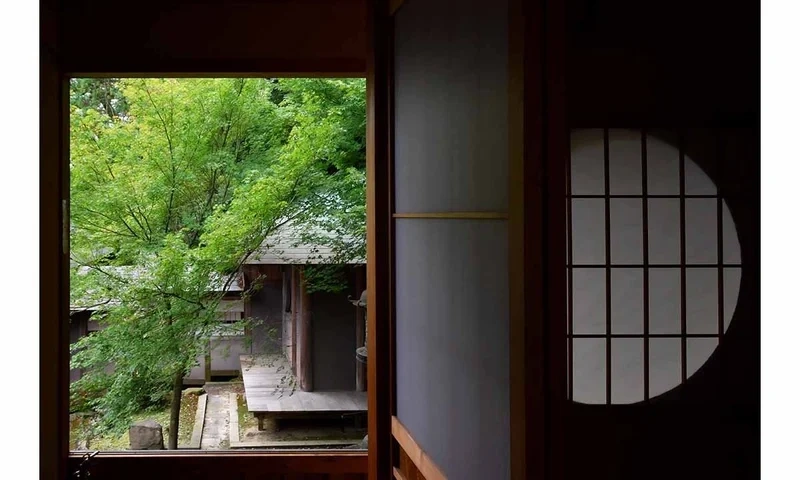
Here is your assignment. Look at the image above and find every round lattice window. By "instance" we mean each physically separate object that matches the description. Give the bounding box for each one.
[567,129,741,404]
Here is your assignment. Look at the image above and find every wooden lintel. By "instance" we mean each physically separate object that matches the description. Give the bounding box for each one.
[392,212,508,219]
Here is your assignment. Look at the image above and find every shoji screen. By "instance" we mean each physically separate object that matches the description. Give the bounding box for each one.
[567,129,742,404]
[392,0,510,478]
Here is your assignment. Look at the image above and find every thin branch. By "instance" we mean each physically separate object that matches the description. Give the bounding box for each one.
[136,205,154,238]
[126,206,151,242]
[75,217,138,239]
[141,81,178,234]
[152,285,207,309]
[142,81,175,164]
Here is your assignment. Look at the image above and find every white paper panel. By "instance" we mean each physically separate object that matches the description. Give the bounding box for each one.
[573,268,606,334]
[722,204,741,264]
[611,199,643,264]
[648,199,681,264]
[611,268,643,334]
[608,129,642,195]
[394,0,508,214]
[646,135,680,195]
[573,338,606,404]
[724,267,742,328]
[686,268,718,334]
[685,198,718,264]
[649,268,682,334]
[684,155,716,195]
[572,199,605,265]
[611,338,644,404]
[571,129,606,195]
[395,218,508,480]
[649,338,682,399]
[687,337,718,377]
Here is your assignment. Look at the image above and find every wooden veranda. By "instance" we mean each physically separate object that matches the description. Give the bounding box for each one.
[240,354,368,430]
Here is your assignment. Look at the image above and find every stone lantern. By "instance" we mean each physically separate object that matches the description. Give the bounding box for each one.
[349,289,367,364]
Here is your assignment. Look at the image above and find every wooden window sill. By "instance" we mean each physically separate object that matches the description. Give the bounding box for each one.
[67,450,368,479]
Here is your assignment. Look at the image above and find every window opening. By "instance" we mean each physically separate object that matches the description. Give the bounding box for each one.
[68,77,367,450]
[567,128,741,404]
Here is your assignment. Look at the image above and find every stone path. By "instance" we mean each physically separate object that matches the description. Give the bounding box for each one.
[200,384,232,449]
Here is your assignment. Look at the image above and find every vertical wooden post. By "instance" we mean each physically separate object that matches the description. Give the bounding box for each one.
[355,266,366,392]
[509,0,568,478]
[243,273,252,354]
[291,266,298,374]
[281,267,291,362]
[367,1,394,477]
[40,6,69,475]
[204,347,212,383]
[298,267,313,392]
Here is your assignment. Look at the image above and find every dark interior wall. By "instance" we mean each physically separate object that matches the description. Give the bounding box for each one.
[68,311,90,382]
[311,287,357,391]
[564,1,759,479]
[249,280,284,354]
[69,311,89,343]
[58,0,367,74]
[293,266,308,386]
[393,0,510,478]
[566,0,759,125]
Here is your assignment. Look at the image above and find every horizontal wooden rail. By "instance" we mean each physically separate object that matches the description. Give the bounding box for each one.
[391,416,447,480]
[392,467,406,480]
[392,212,508,219]
[393,466,409,480]
[66,451,368,479]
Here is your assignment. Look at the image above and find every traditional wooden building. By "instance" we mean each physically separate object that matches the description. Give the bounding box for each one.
[69,268,249,385]
[241,223,367,393]
[70,229,368,392]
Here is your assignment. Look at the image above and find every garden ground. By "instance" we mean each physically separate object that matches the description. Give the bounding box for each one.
[69,389,199,450]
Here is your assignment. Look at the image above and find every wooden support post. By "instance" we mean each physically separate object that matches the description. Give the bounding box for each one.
[299,267,313,392]
[291,266,298,374]
[243,280,252,354]
[355,266,366,392]
[204,346,211,383]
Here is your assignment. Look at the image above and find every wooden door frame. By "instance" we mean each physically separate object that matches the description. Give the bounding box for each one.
[369,0,569,479]
[365,1,394,479]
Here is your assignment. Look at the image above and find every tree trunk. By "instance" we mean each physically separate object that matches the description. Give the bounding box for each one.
[168,369,182,450]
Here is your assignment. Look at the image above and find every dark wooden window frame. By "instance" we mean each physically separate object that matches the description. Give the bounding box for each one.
[42,44,376,480]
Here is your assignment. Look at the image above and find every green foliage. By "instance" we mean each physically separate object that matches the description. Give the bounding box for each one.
[302,265,349,294]
[70,78,366,434]
[70,78,130,118]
